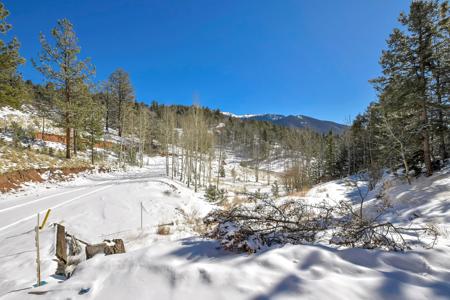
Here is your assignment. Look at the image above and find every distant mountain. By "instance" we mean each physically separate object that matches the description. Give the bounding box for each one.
[223,112,348,134]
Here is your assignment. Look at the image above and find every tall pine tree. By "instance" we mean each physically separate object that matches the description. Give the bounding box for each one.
[33,19,94,159]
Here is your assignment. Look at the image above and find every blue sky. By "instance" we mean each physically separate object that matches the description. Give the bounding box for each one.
[4,0,410,123]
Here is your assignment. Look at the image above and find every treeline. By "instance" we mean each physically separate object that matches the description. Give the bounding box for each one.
[338,0,449,184]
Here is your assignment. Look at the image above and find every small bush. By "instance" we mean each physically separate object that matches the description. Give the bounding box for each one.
[205,185,226,202]
[219,165,225,177]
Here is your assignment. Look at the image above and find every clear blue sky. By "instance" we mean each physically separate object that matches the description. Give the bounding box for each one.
[4,0,410,123]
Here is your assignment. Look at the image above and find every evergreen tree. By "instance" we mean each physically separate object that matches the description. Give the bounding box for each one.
[33,83,56,140]
[108,68,134,137]
[370,0,450,177]
[430,1,450,161]
[0,2,26,108]
[84,98,105,164]
[33,19,94,159]
[325,131,336,178]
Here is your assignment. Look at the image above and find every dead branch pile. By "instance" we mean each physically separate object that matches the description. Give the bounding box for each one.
[204,199,333,253]
[204,197,438,253]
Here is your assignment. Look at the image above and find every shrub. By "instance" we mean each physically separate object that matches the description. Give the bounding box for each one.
[219,165,225,177]
[205,185,226,202]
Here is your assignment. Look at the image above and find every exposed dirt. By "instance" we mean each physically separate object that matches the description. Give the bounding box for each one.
[35,132,114,149]
[0,166,95,193]
[35,132,66,144]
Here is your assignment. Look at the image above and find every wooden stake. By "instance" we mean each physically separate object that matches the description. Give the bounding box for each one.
[35,213,41,287]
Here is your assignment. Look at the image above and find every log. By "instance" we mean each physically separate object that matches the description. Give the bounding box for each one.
[85,243,107,259]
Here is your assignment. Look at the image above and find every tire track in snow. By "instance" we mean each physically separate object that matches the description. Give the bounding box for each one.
[0,184,112,233]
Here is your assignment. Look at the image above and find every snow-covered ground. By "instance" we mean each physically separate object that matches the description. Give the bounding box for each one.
[0,158,449,299]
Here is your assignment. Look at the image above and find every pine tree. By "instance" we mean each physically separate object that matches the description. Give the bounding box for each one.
[370,1,450,177]
[84,98,105,164]
[33,19,94,159]
[405,1,437,175]
[108,68,134,137]
[430,1,450,161]
[0,2,26,108]
[325,131,335,179]
[33,83,56,141]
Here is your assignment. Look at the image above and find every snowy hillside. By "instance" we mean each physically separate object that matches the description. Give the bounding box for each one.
[0,158,449,299]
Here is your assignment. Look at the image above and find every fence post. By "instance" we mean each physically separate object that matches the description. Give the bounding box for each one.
[35,213,41,287]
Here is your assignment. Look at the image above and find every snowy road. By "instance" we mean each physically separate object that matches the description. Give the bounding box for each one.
[0,168,166,235]
[0,161,214,297]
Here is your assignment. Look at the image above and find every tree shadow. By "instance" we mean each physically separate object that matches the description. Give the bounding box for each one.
[168,238,235,262]
[252,274,303,300]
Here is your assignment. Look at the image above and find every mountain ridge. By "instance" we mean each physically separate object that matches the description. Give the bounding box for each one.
[222,112,348,134]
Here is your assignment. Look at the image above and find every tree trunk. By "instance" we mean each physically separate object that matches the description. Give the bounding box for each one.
[436,75,448,161]
[65,125,71,159]
[73,129,77,156]
[42,117,45,141]
[418,29,432,177]
[91,135,95,165]
[422,107,433,176]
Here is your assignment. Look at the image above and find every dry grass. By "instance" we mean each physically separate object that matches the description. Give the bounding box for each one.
[288,187,311,197]
[0,144,89,174]
[177,208,207,235]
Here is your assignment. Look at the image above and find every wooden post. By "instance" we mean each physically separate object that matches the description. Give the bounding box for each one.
[35,213,41,287]
[56,224,67,263]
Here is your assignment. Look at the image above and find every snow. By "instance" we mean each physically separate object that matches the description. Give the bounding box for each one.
[0,106,63,136]
[222,112,261,118]
[0,158,449,299]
